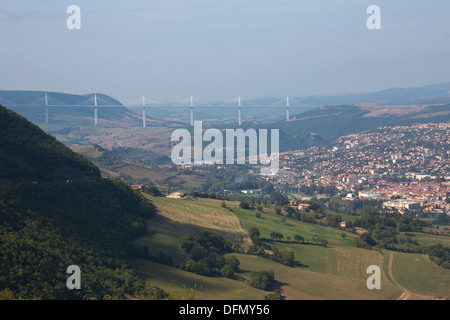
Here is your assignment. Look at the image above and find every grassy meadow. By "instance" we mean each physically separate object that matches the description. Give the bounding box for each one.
[134,195,450,300]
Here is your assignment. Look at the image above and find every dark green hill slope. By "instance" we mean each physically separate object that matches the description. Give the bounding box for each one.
[0,105,100,184]
[0,105,156,300]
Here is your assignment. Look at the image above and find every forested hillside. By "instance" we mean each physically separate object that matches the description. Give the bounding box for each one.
[0,105,100,183]
[0,105,156,299]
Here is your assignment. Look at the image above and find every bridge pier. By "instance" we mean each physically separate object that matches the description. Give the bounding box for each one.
[238,107,242,126]
[142,95,147,128]
[94,93,98,126]
[143,107,146,128]
[44,93,49,123]
[190,95,194,126]
[286,95,290,121]
[238,95,242,126]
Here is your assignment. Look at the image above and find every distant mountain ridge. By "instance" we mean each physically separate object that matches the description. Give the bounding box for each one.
[0,90,141,127]
[276,104,450,151]
[292,82,450,106]
[0,90,122,106]
[127,82,450,122]
[1,82,450,125]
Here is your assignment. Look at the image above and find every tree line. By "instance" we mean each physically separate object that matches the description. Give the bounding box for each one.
[0,179,157,300]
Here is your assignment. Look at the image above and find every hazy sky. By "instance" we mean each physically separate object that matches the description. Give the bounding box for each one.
[0,0,449,104]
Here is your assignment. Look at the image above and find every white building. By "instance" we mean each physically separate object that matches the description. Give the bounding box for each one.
[383,200,421,210]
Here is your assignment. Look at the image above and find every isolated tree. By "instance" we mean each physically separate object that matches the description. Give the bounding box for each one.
[248,270,275,290]
[280,250,295,267]
[285,206,295,217]
[294,234,304,243]
[319,238,328,247]
[270,232,284,241]
[239,200,251,209]
[248,227,260,239]
[142,185,163,197]
[265,290,282,300]
[248,227,261,246]
[220,265,235,278]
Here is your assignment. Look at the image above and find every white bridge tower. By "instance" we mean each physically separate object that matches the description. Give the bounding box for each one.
[190,95,194,126]
[142,95,146,128]
[94,93,98,126]
[286,95,290,121]
[238,95,242,126]
[44,93,49,123]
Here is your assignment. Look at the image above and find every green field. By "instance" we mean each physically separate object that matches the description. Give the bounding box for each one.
[144,196,250,243]
[234,253,400,300]
[409,232,450,248]
[134,196,450,300]
[230,204,356,248]
[134,259,267,300]
[390,252,450,298]
[133,196,251,263]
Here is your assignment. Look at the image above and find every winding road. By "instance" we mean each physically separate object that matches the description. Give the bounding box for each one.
[387,253,411,300]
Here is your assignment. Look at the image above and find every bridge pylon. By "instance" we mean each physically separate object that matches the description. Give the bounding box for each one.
[44,93,49,123]
[238,95,242,126]
[286,95,290,121]
[142,95,146,128]
[190,95,194,126]
[94,93,98,126]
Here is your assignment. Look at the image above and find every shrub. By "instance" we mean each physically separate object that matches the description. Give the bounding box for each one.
[248,270,275,290]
